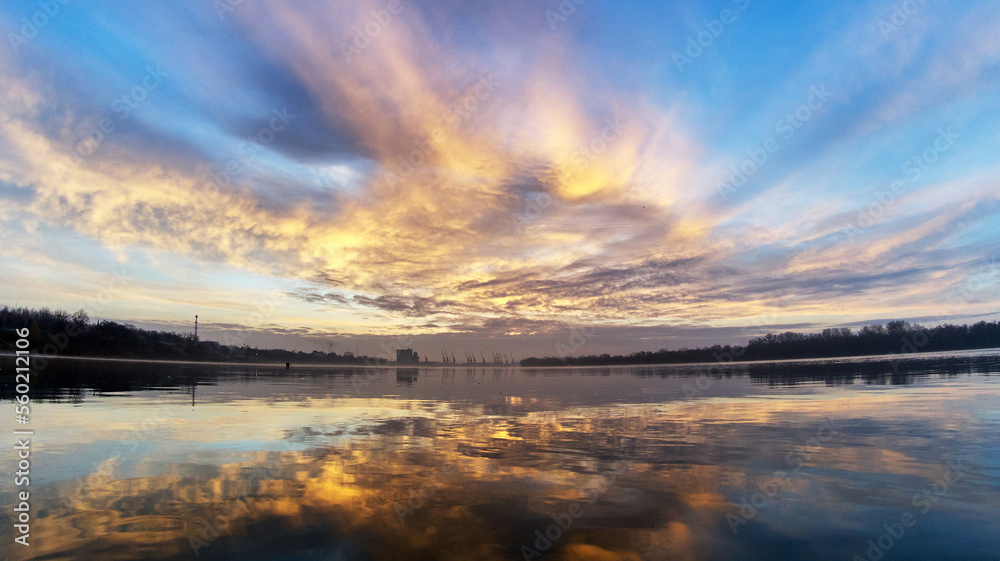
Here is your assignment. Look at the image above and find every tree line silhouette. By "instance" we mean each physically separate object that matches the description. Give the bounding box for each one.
[0,306,385,364]
[2,306,998,367]
[520,320,1000,366]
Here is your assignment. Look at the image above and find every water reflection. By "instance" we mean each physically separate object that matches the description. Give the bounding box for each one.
[395,368,418,386]
[4,350,998,402]
[0,352,998,560]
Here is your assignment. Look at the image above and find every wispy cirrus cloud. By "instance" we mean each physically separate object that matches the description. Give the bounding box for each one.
[0,0,998,355]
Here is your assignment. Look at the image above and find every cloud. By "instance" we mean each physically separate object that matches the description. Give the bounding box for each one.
[0,0,998,352]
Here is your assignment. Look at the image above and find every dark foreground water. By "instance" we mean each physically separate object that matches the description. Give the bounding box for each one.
[1,350,999,561]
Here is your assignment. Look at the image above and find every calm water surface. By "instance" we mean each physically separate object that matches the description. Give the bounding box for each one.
[1,351,999,560]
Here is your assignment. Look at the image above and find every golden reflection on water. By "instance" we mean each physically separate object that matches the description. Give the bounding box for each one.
[2,366,998,561]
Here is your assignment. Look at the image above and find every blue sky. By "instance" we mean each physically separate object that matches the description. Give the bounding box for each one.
[1,0,998,357]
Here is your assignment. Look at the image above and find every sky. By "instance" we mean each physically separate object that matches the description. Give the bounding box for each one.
[1,0,998,359]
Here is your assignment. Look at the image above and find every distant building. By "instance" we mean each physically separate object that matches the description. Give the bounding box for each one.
[396,348,420,364]
[344,351,354,358]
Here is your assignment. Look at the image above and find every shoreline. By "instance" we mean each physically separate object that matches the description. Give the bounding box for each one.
[2,346,998,369]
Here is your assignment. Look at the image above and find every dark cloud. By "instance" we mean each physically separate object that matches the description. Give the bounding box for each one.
[290,289,350,305]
